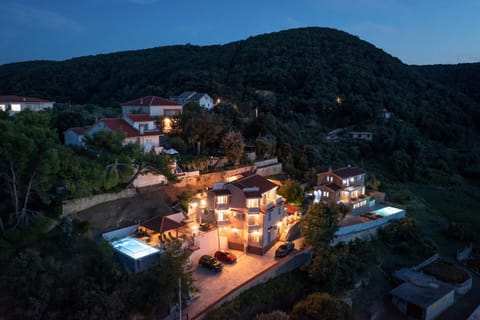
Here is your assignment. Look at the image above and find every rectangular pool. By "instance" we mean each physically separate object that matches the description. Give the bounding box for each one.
[372,206,404,217]
[111,237,159,259]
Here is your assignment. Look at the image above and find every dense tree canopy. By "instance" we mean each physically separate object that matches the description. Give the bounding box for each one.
[0,27,479,181]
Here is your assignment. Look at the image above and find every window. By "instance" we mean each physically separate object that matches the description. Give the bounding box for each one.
[11,104,21,112]
[248,231,261,243]
[247,198,258,208]
[0,104,5,111]
[248,215,258,226]
[217,195,228,204]
[323,191,329,197]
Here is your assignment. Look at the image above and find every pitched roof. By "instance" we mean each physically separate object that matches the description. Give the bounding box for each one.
[122,96,180,107]
[322,183,342,192]
[100,118,161,137]
[177,91,195,100]
[0,95,54,103]
[125,114,155,122]
[333,167,365,178]
[69,126,91,135]
[213,189,231,196]
[141,215,184,233]
[230,174,278,194]
[191,93,208,100]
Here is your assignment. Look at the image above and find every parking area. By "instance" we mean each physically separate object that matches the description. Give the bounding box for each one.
[186,239,304,319]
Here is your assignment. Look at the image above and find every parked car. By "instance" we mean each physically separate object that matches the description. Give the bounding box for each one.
[275,241,295,258]
[199,255,222,272]
[214,250,237,263]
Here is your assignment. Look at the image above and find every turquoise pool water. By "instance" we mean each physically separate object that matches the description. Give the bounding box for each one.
[372,206,403,217]
[111,237,159,259]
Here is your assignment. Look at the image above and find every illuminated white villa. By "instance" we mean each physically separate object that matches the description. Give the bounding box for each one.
[205,174,286,255]
[314,166,371,213]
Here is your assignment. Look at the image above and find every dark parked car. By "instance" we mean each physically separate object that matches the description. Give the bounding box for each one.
[275,242,295,258]
[199,255,222,272]
[214,250,237,263]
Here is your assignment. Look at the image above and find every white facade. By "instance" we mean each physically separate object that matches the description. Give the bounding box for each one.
[0,96,54,114]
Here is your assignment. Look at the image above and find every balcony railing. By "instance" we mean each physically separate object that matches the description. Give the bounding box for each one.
[248,224,261,232]
[248,207,259,214]
[215,203,230,210]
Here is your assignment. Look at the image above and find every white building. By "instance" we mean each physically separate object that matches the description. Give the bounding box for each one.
[0,95,54,114]
[121,96,182,117]
[64,114,163,152]
[171,91,214,110]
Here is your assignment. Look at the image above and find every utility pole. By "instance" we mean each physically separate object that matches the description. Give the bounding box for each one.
[178,277,182,320]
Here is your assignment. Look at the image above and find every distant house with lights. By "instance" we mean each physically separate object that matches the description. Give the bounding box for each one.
[314,166,371,214]
[121,96,182,132]
[205,174,286,255]
[0,95,54,114]
[64,114,163,152]
[347,131,373,141]
[171,91,214,110]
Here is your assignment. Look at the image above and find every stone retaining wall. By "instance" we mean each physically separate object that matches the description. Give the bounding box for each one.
[62,188,137,215]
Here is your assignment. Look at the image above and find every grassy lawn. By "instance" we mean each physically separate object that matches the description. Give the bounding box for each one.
[409,184,480,227]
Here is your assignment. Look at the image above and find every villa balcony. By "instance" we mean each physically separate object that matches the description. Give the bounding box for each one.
[216,219,230,227]
[248,224,261,232]
[261,201,275,213]
[215,203,230,210]
[248,207,260,214]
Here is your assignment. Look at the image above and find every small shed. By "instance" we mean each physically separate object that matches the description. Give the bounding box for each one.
[390,281,454,320]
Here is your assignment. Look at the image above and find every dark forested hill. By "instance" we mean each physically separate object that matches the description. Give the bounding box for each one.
[413,63,480,103]
[1,27,479,180]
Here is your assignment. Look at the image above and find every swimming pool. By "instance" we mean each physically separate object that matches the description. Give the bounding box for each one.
[372,206,403,217]
[111,237,159,259]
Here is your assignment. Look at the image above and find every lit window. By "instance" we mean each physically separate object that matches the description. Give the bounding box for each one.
[0,104,5,111]
[11,104,21,112]
[247,198,258,208]
[248,215,257,226]
[217,195,228,204]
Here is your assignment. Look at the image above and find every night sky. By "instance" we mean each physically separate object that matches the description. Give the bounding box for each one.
[1,0,479,65]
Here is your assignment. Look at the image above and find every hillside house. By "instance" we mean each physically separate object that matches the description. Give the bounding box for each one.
[205,174,286,255]
[0,95,54,114]
[347,131,373,141]
[314,166,370,214]
[171,91,214,109]
[64,114,163,152]
[121,96,182,132]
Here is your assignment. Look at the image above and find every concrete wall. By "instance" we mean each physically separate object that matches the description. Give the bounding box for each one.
[254,158,279,168]
[412,254,440,271]
[189,229,220,264]
[132,172,168,188]
[102,224,138,241]
[333,210,405,244]
[63,188,137,215]
[256,163,282,177]
[425,289,454,320]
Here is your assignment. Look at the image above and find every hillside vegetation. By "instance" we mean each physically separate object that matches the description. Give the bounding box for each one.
[1,27,479,182]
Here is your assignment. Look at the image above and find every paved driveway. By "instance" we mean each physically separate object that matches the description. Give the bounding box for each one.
[185,239,304,319]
